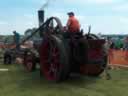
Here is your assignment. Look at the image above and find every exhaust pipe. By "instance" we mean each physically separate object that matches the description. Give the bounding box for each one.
[38,10,44,27]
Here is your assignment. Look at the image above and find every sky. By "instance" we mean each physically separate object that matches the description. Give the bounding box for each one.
[0,0,128,35]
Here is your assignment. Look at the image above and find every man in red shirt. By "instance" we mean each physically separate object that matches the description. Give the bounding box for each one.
[66,12,80,33]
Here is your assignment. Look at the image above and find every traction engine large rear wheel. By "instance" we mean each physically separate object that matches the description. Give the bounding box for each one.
[39,35,69,82]
[39,17,70,82]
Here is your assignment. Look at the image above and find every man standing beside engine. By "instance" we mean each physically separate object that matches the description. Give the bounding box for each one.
[13,30,20,50]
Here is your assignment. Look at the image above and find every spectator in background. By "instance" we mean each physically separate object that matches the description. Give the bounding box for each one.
[107,37,115,49]
[103,37,111,54]
[13,31,20,49]
[114,38,123,49]
[123,36,128,50]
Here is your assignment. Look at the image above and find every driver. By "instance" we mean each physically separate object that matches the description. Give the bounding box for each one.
[66,12,80,33]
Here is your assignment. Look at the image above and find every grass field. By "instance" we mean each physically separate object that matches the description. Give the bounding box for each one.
[0,64,128,96]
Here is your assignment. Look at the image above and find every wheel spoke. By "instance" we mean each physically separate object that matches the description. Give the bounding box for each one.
[43,43,60,80]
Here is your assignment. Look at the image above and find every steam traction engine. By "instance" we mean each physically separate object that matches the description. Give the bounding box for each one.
[21,10,107,82]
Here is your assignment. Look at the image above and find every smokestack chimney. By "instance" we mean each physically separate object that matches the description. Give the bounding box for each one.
[38,10,44,27]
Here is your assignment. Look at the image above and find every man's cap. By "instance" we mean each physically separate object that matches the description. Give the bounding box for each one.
[67,12,74,16]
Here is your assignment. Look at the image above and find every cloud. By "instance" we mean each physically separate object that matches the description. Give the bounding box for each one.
[0,0,128,35]
[0,21,8,25]
[32,0,97,5]
[112,4,128,12]
[0,13,38,35]
[64,0,116,5]
[119,17,128,23]
[23,14,34,19]
[86,0,115,4]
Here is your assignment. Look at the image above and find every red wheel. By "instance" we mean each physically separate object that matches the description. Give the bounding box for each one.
[39,35,69,82]
[24,51,36,72]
